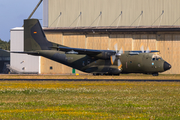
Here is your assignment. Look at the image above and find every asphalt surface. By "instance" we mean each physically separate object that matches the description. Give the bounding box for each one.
[0,79,180,82]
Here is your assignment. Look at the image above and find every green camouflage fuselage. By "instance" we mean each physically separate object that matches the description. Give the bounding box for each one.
[37,50,164,74]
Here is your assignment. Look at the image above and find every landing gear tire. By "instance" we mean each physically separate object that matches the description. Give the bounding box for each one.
[93,73,105,76]
[93,73,97,76]
[114,74,120,76]
[93,73,101,76]
[100,73,105,75]
[152,73,159,76]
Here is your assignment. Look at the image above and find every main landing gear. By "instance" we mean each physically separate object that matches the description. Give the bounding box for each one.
[93,73,119,76]
[93,73,105,76]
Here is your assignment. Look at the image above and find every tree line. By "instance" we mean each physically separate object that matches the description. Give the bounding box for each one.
[0,39,10,50]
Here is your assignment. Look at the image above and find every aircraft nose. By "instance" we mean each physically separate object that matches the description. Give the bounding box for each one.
[164,61,171,71]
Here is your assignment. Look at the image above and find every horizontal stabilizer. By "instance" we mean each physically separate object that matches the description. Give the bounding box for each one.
[11,51,40,56]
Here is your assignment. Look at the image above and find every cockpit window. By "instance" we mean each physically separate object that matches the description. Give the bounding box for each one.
[156,58,161,61]
[152,55,162,61]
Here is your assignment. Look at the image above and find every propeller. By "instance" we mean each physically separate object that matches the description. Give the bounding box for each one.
[141,45,144,53]
[110,43,123,70]
[140,45,150,53]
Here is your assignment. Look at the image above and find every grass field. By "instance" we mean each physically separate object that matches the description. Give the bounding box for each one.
[1,74,180,80]
[0,80,180,120]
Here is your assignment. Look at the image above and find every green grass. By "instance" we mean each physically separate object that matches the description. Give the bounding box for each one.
[0,81,180,119]
[2,74,180,80]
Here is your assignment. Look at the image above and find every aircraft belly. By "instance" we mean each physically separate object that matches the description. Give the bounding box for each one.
[66,54,92,70]
[39,51,69,65]
[84,65,121,74]
[81,59,121,74]
[51,53,68,65]
[82,59,106,73]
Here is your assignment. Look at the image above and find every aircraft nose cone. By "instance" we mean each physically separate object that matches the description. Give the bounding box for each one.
[164,61,171,71]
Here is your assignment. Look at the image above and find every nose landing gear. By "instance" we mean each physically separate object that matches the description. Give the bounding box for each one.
[152,72,159,76]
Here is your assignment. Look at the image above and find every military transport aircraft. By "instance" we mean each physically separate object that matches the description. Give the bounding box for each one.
[13,19,171,76]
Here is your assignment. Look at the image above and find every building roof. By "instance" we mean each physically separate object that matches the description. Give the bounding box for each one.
[0,49,10,57]
[43,26,180,33]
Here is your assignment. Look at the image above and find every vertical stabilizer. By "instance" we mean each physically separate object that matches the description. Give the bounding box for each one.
[24,19,55,51]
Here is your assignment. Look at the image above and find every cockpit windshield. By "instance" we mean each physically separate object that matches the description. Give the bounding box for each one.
[152,55,163,61]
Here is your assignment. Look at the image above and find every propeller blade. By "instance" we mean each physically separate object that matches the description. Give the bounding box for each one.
[146,47,150,53]
[117,59,122,70]
[117,59,121,66]
[118,47,123,54]
[141,45,144,53]
[111,55,116,64]
[114,43,118,53]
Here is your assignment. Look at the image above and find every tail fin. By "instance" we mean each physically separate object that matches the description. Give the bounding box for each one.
[24,19,63,51]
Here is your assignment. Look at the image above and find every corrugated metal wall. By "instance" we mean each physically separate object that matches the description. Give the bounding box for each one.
[47,0,180,27]
[40,0,180,74]
[41,32,63,74]
[42,31,180,74]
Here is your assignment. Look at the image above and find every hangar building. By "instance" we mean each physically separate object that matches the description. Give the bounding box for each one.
[11,0,180,74]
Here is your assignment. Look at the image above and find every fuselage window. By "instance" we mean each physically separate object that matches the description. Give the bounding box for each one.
[82,61,85,66]
[156,58,161,61]
[87,59,91,64]
[138,63,141,67]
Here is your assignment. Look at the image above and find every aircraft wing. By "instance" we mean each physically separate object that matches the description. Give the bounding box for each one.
[128,50,159,54]
[11,47,159,56]
[58,47,114,55]
[58,46,159,55]
[129,50,159,53]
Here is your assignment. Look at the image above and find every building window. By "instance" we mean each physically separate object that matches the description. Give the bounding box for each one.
[50,66,53,70]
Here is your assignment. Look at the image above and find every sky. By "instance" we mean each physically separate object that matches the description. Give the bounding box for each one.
[0,0,43,41]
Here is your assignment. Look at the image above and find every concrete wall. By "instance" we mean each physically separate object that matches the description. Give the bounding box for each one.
[10,27,40,74]
[46,0,180,27]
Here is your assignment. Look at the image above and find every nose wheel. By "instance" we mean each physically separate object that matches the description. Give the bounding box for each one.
[152,73,159,76]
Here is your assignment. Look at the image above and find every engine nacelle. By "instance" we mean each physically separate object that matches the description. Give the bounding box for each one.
[92,52,114,60]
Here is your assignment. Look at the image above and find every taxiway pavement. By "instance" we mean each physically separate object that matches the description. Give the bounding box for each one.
[0,79,180,82]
